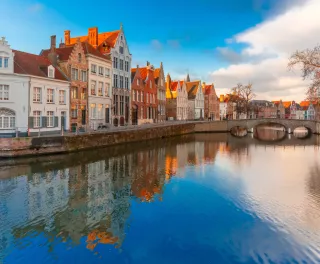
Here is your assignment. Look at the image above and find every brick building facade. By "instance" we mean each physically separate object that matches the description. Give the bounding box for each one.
[42,37,88,131]
[131,62,157,125]
[64,25,132,126]
[154,63,166,122]
[202,82,219,120]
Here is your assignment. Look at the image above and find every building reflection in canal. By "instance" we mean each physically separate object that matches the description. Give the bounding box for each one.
[0,133,320,263]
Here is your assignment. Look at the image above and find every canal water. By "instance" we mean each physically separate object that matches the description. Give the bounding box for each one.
[1,132,320,264]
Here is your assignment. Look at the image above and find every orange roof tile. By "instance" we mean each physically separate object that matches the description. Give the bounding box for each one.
[69,30,120,49]
[13,50,67,81]
[154,68,160,79]
[204,84,213,95]
[282,101,291,108]
[186,81,200,99]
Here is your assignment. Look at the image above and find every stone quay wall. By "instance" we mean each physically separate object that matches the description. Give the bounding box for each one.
[1,119,319,158]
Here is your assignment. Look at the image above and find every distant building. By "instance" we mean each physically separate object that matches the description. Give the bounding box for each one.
[202,82,219,120]
[154,63,166,122]
[165,74,188,120]
[272,100,285,119]
[131,62,158,125]
[185,77,204,120]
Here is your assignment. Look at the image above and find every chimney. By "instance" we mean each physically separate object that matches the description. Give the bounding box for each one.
[147,61,150,66]
[88,27,98,48]
[50,35,56,52]
[166,73,171,90]
[64,30,70,45]
[48,35,57,66]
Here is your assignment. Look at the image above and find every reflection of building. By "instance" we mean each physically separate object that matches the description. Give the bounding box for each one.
[131,148,165,202]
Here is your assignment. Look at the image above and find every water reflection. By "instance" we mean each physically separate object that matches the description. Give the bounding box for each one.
[254,126,286,142]
[1,134,320,263]
[294,127,309,139]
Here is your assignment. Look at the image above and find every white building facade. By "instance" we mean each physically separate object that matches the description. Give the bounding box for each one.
[87,53,112,130]
[177,81,189,120]
[0,37,29,137]
[110,26,132,126]
[28,75,70,135]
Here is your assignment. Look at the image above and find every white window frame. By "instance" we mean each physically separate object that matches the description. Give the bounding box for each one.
[47,111,54,127]
[47,88,54,103]
[98,82,103,96]
[105,83,110,97]
[81,70,87,81]
[105,68,110,77]
[99,66,104,76]
[33,87,42,103]
[71,68,78,80]
[33,111,41,128]
[90,103,96,119]
[59,90,66,104]
[4,57,9,68]
[91,81,96,96]
[0,85,9,101]
[91,64,97,74]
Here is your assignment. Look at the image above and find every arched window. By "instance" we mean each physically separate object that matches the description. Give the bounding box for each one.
[0,108,15,129]
[78,53,81,63]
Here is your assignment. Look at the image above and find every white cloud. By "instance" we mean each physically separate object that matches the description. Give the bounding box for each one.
[167,40,180,49]
[150,39,163,51]
[210,0,320,101]
[27,3,43,13]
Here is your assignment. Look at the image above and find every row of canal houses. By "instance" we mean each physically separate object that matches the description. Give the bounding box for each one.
[0,25,220,137]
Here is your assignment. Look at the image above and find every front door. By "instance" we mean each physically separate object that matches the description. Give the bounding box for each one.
[81,109,86,125]
[61,111,66,130]
[105,107,110,123]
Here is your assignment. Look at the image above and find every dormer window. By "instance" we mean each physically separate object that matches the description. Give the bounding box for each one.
[48,66,55,78]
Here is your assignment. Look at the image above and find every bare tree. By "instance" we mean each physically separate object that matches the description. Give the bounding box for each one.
[230,83,256,117]
[288,45,320,102]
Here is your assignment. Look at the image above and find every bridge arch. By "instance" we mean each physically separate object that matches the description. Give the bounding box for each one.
[227,119,316,135]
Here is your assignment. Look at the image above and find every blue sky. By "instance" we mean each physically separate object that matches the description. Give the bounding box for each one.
[2,0,315,100]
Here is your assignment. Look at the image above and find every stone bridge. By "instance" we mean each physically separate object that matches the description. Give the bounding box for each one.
[227,119,320,134]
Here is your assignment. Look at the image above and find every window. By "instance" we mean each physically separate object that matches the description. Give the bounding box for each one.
[47,111,54,127]
[59,90,66,104]
[97,104,103,119]
[141,107,143,119]
[137,79,140,85]
[141,91,144,103]
[71,108,77,118]
[120,59,124,70]
[71,87,78,99]
[105,83,110,97]
[133,90,135,102]
[98,82,103,96]
[48,68,54,78]
[120,76,124,88]
[147,93,149,103]
[105,68,110,77]
[33,111,41,128]
[0,58,2,68]
[91,81,96,95]
[125,61,129,72]
[0,85,9,101]
[125,77,129,89]
[113,74,118,88]
[113,57,118,69]
[120,96,124,115]
[47,89,54,103]
[137,91,139,102]
[90,103,96,119]
[71,68,78,80]
[81,70,87,81]
[150,81,152,89]
[91,64,97,74]
[78,53,82,63]
[4,58,8,68]
[99,66,104,76]
[33,87,41,102]
[0,108,15,129]
[120,46,124,54]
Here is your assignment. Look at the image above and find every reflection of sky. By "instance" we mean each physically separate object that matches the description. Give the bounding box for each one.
[2,136,320,263]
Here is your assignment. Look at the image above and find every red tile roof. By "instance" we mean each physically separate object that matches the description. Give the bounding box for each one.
[154,68,160,79]
[13,50,67,81]
[41,42,110,61]
[139,67,148,81]
[204,84,213,95]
